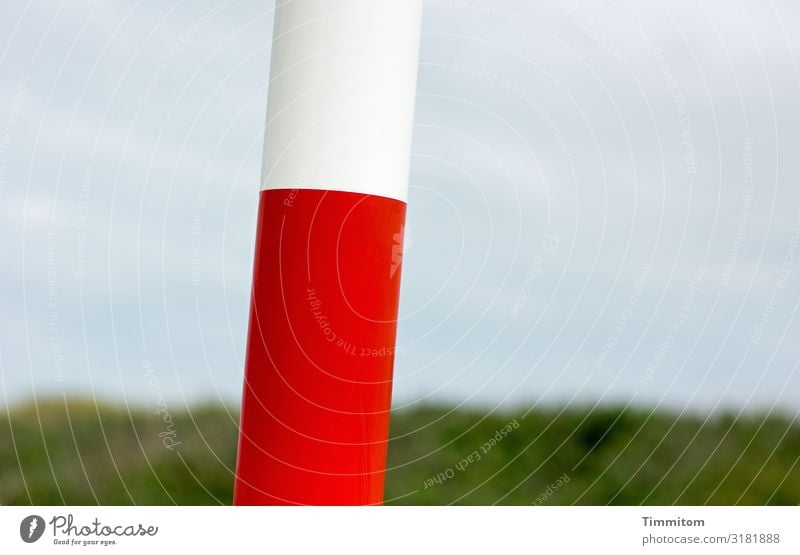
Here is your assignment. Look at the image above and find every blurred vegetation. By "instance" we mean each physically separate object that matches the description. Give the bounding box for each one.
[1,399,798,505]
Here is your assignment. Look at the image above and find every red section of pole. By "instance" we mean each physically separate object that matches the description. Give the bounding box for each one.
[234,189,406,505]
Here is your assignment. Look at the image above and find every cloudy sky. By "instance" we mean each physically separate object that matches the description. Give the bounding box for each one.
[1,0,799,414]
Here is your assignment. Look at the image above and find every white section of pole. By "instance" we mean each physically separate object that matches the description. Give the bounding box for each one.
[261,0,423,202]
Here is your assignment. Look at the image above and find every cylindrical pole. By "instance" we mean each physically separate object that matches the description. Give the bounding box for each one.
[234,0,422,505]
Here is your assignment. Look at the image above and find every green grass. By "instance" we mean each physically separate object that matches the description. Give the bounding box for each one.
[1,399,798,505]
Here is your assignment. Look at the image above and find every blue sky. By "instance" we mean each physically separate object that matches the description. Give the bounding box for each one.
[1,0,799,413]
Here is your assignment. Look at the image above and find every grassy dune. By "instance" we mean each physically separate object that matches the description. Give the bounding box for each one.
[1,399,798,505]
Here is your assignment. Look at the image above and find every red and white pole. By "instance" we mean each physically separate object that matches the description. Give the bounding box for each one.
[233,0,422,505]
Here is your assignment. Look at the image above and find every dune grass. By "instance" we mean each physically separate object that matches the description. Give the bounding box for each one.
[1,399,797,505]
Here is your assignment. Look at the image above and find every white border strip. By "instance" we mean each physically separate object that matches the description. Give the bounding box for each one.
[2,506,799,554]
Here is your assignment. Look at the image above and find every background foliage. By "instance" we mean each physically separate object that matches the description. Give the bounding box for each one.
[1,400,797,505]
